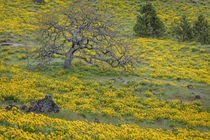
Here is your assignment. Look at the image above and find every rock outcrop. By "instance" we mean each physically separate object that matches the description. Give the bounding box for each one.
[5,95,60,113]
[27,95,60,113]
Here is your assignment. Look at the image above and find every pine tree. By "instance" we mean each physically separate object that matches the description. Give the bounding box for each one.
[172,15,193,42]
[193,15,209,44]
[133,3,165,38]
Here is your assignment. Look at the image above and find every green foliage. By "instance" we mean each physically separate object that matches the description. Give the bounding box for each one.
[172,15,193,42]
[133,3,165,38]
[193,15,209,44]
[172,15,209,44]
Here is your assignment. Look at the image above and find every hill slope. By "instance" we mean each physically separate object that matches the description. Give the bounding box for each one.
[0,0,210,139]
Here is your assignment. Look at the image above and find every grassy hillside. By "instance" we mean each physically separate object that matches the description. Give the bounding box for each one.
[0,0,210,139]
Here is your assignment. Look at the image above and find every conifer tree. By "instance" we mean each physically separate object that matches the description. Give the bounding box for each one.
[193,15,209,44]
[133,3,165,38]
[172,15,193,42]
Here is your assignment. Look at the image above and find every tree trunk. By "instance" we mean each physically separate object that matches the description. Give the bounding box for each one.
[64,48,74,69]
[64,56,73,69]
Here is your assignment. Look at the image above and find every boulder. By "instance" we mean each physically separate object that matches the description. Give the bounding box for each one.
[195,95,201,99]
[32,0,45,4]
[187,84,193,89]
[5,105,19,110]
[94,118,100,124]
[4,95,59,113]
[27,95,60,113]
[20,105,28,112]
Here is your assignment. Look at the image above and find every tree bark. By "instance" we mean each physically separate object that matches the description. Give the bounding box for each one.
[64,48,75,69]
[64,56,73,69]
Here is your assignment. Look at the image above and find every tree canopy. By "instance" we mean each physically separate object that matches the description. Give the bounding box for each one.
[133,3,165,38]
[32,2,136,70]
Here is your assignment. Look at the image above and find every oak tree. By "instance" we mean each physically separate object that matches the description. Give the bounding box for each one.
[33,3,135,70]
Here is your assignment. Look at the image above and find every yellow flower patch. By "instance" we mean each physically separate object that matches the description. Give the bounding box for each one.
[0,109,209,139]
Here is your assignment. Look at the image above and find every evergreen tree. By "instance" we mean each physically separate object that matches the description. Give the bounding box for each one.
[172,15,193,42]
[193,15,209,44]
[133,3,165,38]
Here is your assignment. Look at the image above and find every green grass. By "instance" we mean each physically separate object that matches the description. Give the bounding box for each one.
[1,43,209,108]
[1,0,210,130]
[0,1,209,139]
[1,42,210,114]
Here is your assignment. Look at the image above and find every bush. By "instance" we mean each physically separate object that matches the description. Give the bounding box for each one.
[172,15,193,42]
[193,15,209,44]
[133,3,165,38]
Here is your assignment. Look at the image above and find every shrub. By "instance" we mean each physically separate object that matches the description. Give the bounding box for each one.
[172,15,193,42]
[193,15,209,44]
[144,91,154,97]
[133,3,165,38]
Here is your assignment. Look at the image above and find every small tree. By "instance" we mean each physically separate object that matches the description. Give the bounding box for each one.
[32,3,136,70]
[172,15,193,42]
[193,15,209,44]
[133,3,165,38]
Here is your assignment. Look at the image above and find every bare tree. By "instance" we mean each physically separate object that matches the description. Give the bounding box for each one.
[33,3,136,70]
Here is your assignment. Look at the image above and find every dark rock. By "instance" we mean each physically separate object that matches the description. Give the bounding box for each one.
[195,95,201,99]
[190,0,199,4]
[136,60,141,64]
[27,95,60,113]
[20,105,28,112]
[118,77,123,81]
[187,84,193,89]
[176,78,181,81]
[4,95,59,113]
[32,0,45,4]
[5,105,19,111]
[27,102,39,112]
[110,78,116,82]
[94,118,100,124]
